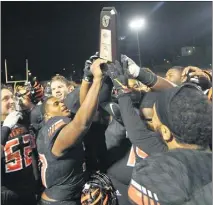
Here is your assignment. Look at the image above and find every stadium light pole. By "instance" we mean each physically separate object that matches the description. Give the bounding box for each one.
[129,18,145,68]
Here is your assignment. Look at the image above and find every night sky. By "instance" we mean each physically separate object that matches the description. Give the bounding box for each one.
[1,1,212,82]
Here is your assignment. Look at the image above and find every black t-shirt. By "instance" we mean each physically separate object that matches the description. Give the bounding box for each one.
[36,116,87,201]
[1,123,37,194]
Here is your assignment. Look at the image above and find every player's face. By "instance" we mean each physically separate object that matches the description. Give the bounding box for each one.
[152,104,162,132]
[46,97,70,117]
[166,69,182,85]
[1,89,15,116]
[51,81,69,101]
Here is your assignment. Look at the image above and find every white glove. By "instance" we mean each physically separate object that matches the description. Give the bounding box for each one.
[3,111,23,129]
[121,55,140,78]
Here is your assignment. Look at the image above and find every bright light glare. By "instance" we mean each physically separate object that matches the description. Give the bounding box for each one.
[120,36,126,41]
[129,18,145,30]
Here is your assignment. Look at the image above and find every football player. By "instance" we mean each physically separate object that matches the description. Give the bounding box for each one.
[128,84,212,205]
[1,85,38,205]
[37,58,106,205]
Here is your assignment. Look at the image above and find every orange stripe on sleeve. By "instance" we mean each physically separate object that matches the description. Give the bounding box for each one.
[48,120,67,137]
[128,184,143,205]
[128,184,161,205]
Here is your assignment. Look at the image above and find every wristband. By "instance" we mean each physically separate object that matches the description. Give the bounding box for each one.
[136,67,158,87]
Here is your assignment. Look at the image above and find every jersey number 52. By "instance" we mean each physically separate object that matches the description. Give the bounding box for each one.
[4,134,34,173]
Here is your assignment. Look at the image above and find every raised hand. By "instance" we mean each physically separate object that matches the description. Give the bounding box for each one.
[83,52,99,82]
[181,66,211,83]
[90,58,107,80]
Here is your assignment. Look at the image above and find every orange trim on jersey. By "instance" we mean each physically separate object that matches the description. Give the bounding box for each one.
[128,185,160,205]
[128,184,143,205]
[127,146,149,167]
[127,146,136,167]
[48,120,66,137]
[136,147,148,159]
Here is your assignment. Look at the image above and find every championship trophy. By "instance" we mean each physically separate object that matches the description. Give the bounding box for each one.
[99,7,120,63]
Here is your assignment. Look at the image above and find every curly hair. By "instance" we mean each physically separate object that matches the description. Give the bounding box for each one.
[169,87,212,148]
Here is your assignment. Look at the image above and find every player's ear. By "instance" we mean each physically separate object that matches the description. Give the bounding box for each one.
[160,125,172,142]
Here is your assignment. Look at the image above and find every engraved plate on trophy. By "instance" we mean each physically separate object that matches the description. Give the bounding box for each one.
[99,7,120,63]
[100,29,112,62]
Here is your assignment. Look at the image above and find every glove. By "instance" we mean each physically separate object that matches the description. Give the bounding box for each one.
[83,52,99,82]
[32,81,44,101]
[121,54,157,87]
[121,54,140,78]
[3,111,23,129]
[106,60,131,98]
[25,79,44,104]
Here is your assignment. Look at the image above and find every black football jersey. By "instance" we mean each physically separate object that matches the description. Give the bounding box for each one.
[1,123,37,194]
[129,149,212,205]
[36,116,87,201]
[30,104,44,133]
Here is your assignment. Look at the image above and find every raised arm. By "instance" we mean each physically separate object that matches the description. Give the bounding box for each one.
[121,55,175,91]
[52,59,107,156]
[80,80,91,105]
[79,54,98,105]
[80,54,113,105]
[105,61,167,155]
